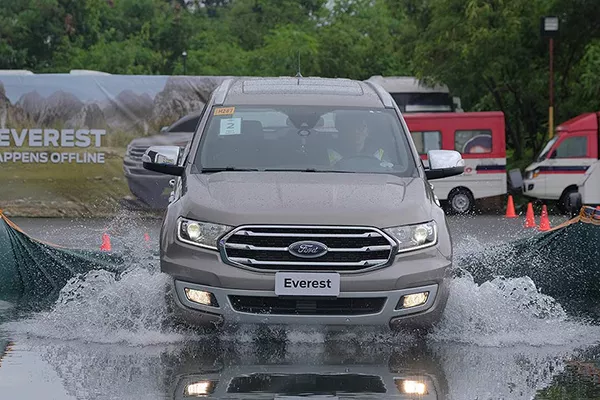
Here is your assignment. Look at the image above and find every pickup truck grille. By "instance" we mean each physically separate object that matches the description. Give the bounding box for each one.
[220,225,396,272]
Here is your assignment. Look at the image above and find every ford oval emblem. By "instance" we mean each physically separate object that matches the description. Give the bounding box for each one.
[288,241,328,258]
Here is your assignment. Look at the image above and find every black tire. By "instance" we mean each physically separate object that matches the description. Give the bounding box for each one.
[558,187,578,215]
[447,188,475,214]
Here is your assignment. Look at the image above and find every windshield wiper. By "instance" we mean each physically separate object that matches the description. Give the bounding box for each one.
[200,167,259,172]
[263,168,357,173]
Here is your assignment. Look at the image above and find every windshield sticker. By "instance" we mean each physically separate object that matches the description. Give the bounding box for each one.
[219,118,241,135]
[214,107,235,116]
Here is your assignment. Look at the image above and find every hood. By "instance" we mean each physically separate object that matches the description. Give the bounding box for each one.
[127,132,193,148]
[525,161,543,173]
[181,172,434,228]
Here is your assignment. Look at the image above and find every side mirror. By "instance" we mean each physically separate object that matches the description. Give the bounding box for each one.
[160,126,169,133]
[425,150,465,180]
[142,146,184,176]
[508,168,524,191]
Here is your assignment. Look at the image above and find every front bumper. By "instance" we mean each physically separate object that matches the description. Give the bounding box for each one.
[163,241,452,330]
[171,279,447,330]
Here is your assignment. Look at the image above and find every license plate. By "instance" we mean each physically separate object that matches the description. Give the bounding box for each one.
[275,272,340,296]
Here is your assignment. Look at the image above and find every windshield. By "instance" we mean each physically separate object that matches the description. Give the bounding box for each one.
[536,136,558,161]
[193,105,418,176]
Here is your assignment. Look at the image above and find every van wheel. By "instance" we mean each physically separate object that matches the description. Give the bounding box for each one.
[448,188,474,214]
[558,187,578,215]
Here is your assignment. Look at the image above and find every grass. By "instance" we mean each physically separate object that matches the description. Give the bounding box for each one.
[0,148,131,216]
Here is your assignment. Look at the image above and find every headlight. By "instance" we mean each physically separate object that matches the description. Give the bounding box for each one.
[384,221,437,253]
[178,218,232,250]
[184,380,217,396]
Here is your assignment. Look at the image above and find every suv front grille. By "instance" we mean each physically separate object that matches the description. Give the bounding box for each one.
[229,295,386,315]
[220,225,396,271]
[128,146,148,160]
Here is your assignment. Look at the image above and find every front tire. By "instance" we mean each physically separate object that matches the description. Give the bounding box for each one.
[447,188,475,214]
[558,187,578,215]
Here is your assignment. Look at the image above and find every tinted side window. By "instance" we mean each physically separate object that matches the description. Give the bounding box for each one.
[455,130,492,154]
[410,131,442,155]
[554,136,588,158]
[169,116,201,133]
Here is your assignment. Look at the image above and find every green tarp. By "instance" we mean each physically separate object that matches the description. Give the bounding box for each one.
[457,206,600,318]
[0,212,124,305]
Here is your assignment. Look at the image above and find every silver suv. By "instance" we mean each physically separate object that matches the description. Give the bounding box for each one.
[142,77,464,332]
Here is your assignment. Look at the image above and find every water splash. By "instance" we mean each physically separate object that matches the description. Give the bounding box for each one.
[429,274,600,347]
[2,212,600,350]
[3,268,191,346]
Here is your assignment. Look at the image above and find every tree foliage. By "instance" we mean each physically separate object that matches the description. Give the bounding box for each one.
[1,0,600,164]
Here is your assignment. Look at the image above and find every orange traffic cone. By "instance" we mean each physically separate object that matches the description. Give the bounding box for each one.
[524,202,536,228]
[538,205,551,232]
[100,232,112,251]
[505,195,517,218]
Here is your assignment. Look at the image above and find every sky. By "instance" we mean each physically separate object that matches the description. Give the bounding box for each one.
[0,75,171,104]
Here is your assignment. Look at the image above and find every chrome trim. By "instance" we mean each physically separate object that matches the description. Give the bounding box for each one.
[234,230,382,238]
[224,243,392,253]
[224,243,289,251]
[219,224,398,273]
[228,258,389,267]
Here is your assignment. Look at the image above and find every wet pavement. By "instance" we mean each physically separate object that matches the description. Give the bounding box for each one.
[2,212,600,399]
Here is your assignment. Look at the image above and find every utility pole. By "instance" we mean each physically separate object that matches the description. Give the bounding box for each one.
[541,16,559,139]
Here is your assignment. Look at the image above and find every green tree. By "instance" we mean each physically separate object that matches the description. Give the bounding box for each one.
[319,0,411,80]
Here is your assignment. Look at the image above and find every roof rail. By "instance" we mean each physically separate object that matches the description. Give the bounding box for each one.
[69,69,111,75]
[212,78,236,105]
[363,80,395,108]
[0,70,34,75]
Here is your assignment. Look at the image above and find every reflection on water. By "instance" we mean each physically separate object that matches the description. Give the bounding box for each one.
[1,338,448,399]
[2,335,600,399]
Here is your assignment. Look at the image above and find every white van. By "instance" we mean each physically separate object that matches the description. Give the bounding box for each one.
[568,160,600,214]
[522,112,599,212]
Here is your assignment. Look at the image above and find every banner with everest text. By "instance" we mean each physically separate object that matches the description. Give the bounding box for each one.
[0,74,228,217]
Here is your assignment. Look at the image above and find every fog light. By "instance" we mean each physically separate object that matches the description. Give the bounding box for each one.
[184,288,218,307]
[399,292,429,309]
[397,379,427,395]
[185,380,216,396]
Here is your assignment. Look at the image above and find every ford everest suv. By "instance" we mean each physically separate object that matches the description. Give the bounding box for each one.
[142,77,464,331]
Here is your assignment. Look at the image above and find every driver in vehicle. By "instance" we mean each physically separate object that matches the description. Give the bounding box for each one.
[327,115,393,168]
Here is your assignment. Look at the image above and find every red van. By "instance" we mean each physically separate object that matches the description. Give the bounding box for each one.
[403,111,507,213]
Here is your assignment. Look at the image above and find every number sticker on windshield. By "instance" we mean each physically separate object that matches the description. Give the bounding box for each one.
[214,107,235,116]
[219,118,241,135]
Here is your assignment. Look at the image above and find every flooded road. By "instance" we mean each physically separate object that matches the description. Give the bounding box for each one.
[2,212,600,399]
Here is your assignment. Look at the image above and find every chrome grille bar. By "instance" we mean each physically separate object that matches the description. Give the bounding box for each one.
[221,225,396,272]
[224,242,392,252]
[228,258,389,267]
[233,230,382,238]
